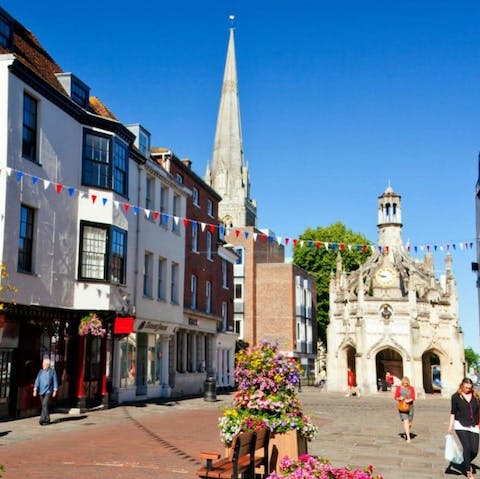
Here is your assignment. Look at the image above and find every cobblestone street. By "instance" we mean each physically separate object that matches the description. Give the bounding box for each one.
[0,388,460,478]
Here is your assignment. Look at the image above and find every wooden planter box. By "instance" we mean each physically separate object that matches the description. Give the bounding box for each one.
[269,429,308,472]
[226,429,308,474]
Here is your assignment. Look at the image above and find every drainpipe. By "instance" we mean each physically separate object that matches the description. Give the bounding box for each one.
[133,164,141,312]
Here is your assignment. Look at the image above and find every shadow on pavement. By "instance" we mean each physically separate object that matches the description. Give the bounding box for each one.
[51,414,88,424]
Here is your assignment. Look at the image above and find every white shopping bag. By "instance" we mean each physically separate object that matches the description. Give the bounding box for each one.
[444,434,463,465]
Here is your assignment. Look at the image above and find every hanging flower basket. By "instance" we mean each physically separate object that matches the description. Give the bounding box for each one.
[79,313,106,337]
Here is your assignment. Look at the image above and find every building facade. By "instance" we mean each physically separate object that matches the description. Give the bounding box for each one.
[0,7,189,417]
[152,150,237,393]
[227,227,317,374]
[327,187,464,397]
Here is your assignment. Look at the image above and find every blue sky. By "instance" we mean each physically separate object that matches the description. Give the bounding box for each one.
[4,1,480,349]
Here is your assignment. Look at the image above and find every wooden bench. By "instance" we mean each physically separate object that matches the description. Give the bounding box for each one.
[253,427,270,477]
[196,427,270,479]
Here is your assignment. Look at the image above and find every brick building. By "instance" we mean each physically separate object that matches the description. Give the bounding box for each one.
[153,150,237,392]
[227,227,317,374]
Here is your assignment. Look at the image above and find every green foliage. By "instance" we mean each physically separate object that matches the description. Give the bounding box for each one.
[292,222,371,346]
[465,347,480,369]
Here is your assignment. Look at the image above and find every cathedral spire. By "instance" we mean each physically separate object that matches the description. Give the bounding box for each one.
[205,23,257,228]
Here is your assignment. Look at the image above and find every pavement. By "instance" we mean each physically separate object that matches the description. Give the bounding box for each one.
[0,387,465,478]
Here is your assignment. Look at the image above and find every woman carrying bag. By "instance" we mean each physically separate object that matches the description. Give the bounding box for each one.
[448,377,480,479]
[394,376,416,443]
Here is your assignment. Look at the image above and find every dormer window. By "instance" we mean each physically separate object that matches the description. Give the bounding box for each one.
[139,132,149,155]
[125,124,150,157]
[55,73,90,109]
[70,79,89,108]
[0,15,12,49]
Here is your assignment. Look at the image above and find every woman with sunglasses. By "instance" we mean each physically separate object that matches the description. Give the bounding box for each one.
[448,377,480,478]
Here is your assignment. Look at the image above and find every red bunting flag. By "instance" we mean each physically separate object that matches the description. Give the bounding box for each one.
[285,238,290,245]
[55,183,63,194]
[182,218,189,228]
[235,230,240,238]
[91,195,97,204]
[340,243,345,251]
[293,239,298,247]
[209,224,216,233]
[123,204,130,213]
[316,242,322,249]
[153,211,160,221]
[385,246,389,253]
[362,245,367,253]
[260,234,267,242]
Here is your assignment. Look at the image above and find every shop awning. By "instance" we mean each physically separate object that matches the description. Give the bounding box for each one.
[114,316,134,335]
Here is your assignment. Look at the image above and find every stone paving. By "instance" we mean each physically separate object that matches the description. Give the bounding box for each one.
[0,387,466,478]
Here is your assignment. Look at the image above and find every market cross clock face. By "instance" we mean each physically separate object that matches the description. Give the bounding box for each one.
[375,268,395,285]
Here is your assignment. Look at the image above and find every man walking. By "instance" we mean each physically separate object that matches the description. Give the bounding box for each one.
[33,358,58,425]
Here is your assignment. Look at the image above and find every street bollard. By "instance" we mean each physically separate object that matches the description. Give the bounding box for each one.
[204,376,217,402]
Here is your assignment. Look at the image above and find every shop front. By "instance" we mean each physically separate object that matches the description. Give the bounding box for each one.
[0,306,114,419]
[112,318,175,404]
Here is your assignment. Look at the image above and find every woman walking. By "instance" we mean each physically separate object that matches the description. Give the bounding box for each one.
[394,376,416,442]
[448,377,480,478]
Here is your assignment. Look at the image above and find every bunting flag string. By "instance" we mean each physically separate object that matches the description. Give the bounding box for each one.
[1,166,476,256]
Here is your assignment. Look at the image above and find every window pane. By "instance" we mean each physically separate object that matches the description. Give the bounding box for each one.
[83,133,110,188]
[22,94,37,162]
[0,18,11,48]
[113,140,128,195]
[110,227,126,283]
[18,205,34,272]
[157,258,166,300]
[144,252,152,297]
[81,225,107,279]
[119,335,136,388]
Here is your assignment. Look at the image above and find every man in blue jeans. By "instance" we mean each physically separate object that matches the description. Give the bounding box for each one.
[33,358,58,425]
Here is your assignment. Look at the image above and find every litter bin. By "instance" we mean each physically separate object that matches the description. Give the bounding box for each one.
[204,376,217,402]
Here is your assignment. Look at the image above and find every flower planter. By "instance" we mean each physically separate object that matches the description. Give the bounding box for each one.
[225,429,307,473]
[269,430,308,473]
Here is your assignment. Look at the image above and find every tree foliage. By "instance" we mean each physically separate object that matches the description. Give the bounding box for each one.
[292,222,371,346]
[465,347,480,370]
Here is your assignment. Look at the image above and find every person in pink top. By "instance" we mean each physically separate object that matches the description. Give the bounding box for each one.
[394,376,416,442]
